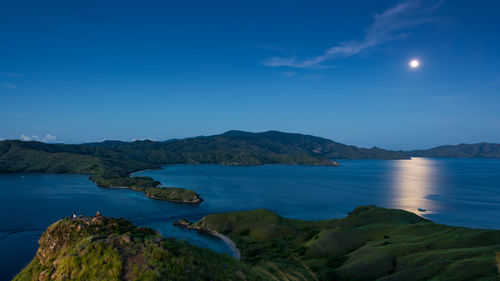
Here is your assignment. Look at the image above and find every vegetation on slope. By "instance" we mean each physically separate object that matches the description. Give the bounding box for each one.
[0,130,407,182]
[409,142,500,158]
[14,216,261,281]
[184,206,500,281]
[144,187,203,203]
[83,130,409,162]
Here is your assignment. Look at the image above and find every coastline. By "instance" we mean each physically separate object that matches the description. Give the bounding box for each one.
[210,232,241,260]
[173,220,241,260]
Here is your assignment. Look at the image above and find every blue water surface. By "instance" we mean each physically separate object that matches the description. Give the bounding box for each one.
[1,158,500,280]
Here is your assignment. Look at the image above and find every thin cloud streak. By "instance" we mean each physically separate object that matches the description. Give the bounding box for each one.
[3,83,17,89]
[263,0,445,69]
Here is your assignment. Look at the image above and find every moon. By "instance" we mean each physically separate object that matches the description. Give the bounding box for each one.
[409,59,420,69]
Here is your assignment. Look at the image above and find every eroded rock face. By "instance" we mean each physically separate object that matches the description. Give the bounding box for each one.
[36,221,74,264]
[38,269,50,281]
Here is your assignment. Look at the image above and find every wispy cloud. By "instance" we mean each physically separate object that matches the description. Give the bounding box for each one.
[44,134,57,142]
[20,134,32,141]
[263,0,444,69]
[3,83,16,89]
[253,44,284,52]
[19,133,58,143]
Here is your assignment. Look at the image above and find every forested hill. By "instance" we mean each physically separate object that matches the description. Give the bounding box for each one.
[83,130,409,163]
[0,130,407,182]
[409,142,500,158]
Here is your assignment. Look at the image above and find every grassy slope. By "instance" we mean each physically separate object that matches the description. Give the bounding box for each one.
[191,206,500,281]
[14,217,262,281]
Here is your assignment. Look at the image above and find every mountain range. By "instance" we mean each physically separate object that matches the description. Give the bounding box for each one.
[1,130,500,189]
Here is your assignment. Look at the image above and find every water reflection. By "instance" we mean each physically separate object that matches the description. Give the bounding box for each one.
[391,157,439,214]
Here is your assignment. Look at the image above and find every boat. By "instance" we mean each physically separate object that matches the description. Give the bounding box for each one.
[418,207,426,212]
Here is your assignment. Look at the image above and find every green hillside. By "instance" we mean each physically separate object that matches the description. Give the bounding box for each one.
[184,206,500,281]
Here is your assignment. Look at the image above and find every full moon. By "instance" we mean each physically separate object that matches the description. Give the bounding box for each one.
[410,59,420,69]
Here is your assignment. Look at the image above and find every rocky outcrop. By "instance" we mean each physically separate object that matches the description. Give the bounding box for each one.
[13,216,258,281]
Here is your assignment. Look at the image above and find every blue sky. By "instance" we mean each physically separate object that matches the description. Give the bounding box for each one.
[1,0,499,149]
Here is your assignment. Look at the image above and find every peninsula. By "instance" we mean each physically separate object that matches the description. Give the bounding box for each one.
[176,205,500,281]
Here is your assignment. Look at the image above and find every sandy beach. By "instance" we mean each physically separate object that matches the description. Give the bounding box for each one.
[211,232,241,260]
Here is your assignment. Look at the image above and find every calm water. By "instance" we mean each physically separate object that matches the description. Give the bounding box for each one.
[1,158,500,280]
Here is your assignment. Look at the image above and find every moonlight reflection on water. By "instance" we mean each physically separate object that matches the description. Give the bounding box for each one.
[392,158,438,214]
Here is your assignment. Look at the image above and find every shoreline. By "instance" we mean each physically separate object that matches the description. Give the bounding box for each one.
[210,232,241,260]
[173,220,241,260]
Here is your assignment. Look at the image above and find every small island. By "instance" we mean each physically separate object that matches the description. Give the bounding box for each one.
[145,187,203,204]
[91,176,203,204]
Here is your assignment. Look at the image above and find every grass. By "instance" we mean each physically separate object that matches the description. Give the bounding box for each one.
[191,205,500,281]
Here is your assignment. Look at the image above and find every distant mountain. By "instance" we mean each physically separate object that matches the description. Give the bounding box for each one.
[82,130,409,163]
[0,130,407,177]
[409,142,500,158]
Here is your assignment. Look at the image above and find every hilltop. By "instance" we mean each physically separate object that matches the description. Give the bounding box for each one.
[409,142,500,158]
[13,216,259,281]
